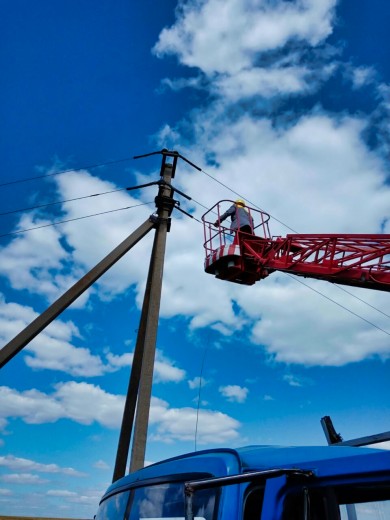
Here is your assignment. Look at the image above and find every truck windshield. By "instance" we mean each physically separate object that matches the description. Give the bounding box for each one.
[96,481,217,520]
[127,482,216,520]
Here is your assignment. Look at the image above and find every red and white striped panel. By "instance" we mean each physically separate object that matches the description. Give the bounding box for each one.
[205,244,241,270]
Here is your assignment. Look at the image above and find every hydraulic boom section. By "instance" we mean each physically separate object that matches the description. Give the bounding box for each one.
[202,201,390,291]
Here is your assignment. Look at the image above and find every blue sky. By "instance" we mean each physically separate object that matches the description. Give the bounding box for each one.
[1,0,390,517]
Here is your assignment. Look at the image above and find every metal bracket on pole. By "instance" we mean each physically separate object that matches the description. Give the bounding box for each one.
[133,148,201,178]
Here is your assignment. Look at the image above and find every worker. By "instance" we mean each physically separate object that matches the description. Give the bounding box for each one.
[213,199,254,237]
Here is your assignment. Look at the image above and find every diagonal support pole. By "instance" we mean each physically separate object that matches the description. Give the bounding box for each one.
[112,232,157,482]
[0,218,154,369]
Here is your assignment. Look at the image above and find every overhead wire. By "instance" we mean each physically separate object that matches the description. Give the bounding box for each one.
[331,283,390,320]
[2,159,388,328]
[199,167,390,325]
[0,156,134,188]
[288,274,390,336]
[0,188,127,216]
[0,202,154,239]
[194,335,210,452]
[0,173,205,237]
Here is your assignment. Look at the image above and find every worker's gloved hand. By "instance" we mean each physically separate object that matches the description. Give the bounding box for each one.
[213,221,219,227]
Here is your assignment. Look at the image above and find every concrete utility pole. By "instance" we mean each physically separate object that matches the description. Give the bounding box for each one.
[113,160,175,479]
[128,161,173,473]
[0,148,199,481]
[112,149,200,478]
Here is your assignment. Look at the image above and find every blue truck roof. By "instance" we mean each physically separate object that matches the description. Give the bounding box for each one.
[237,444,387,468]
[102,444,390,501]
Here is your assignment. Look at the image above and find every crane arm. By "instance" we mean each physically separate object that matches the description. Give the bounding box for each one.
[202,201,390,291]
[239,234,390,291]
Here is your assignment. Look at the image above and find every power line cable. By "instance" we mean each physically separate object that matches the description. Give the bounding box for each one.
[0,202,153,239]
[287,274,390,336]
[332,283,390,320]
[2,159,388,330]
[0,157,133,188]
[190,196,211,212]
[0,187,205,239]
[194,336,210,452]
[0,188,127,217]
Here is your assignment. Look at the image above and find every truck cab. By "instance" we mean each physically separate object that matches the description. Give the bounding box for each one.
[95,444,390,519]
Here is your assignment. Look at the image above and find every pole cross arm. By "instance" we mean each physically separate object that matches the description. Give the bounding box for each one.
[133,148,201,172]
[127,179,192,201]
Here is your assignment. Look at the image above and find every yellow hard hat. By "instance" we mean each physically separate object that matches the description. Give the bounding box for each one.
[235,199,245,206]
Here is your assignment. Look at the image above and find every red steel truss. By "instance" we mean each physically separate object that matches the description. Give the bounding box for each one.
[202,201,390,291]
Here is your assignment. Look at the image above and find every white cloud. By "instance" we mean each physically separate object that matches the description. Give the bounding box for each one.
[283,374,303,387]
[46,490,78,497]
[188,376,209,390]
[151,406,240,444]
[0,382,123,429]
[1,297,190,386]
[0,456,85,477]
[214,66,311,100]
[93,460,110,470]
[150,396,241,444]
[161,76,204,91]
[244,277,390,366]
[1,473,48,485]
[106,349,186,383]
[0,215,73,302]
[219,385,249,403]
[162,64,335,100]
[0,295,107,377]
[153,0,339,102]
[154,0,337,75]
[350,66,375,90]
[0,295,186,380]
[60,488,103,505]
[0,382,241,444]
[181,111,389,236]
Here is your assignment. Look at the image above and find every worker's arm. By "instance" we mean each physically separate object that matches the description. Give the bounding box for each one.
[214,205,235,227]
